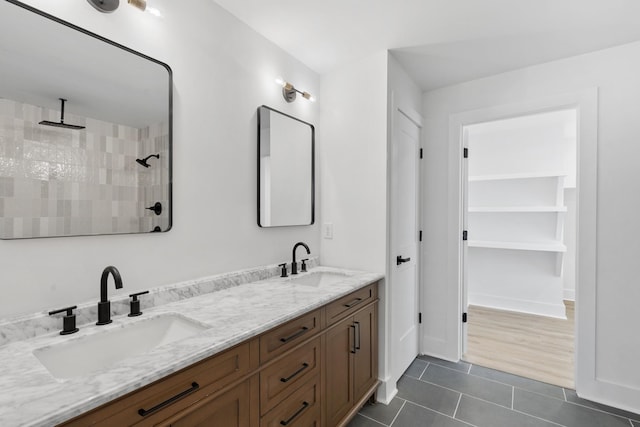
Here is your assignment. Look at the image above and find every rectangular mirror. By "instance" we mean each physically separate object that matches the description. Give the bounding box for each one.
[258,106,314,227]
[0,0,172,239]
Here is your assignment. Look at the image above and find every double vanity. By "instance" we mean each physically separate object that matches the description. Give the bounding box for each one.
[0,263,382,426]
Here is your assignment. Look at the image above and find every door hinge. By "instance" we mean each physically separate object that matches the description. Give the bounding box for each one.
[419,230,423,242]
[462,312,468,323]
[419,312,422,324]
[462,230,468,241]
[463,147,468,158]
[419,148,423,159]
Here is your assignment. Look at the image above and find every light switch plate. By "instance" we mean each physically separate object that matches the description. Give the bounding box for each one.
[323,223,333,239]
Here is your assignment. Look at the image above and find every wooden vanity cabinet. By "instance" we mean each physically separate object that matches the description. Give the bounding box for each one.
[57,282,379,427]
[324,302,378,427]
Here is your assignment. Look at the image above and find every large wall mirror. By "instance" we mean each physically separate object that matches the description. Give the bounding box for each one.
[0,0,172,239]
[258,106,314,227]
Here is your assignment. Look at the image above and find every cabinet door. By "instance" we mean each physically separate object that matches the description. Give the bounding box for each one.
[324,316,355,427]
[353,304,378,401]
[158,378,254,427]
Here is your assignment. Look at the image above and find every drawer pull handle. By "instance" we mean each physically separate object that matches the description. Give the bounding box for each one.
[137,382,199,417]
[280,401,310,425]
[280,326,309,343]
[280,362,310,383]
[344,297,363,308]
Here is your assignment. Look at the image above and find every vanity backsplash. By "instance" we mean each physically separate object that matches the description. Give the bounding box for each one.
[0,257,319,347]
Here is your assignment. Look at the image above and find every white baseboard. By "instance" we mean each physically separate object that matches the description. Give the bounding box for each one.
[469,293,567,319]
[563,289,575,301]
[376,376,398,404]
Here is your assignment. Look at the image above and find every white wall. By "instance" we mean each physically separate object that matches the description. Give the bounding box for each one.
[0,0,320,319]
[467,110,577,185]
[318,52,388,273]
[422,41,640,413]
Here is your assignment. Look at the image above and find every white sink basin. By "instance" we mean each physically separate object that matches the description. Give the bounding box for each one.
[33,313,208,380]
[289,271,349,287]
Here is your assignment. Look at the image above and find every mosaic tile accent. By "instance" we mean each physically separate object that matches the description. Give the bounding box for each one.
[0,98,169,238]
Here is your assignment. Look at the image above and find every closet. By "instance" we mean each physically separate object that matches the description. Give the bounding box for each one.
[465,109,577,319]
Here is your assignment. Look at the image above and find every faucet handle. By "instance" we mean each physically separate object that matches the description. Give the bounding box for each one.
[301,259,309,273]
[48,305,79,335]
[128,291,149,317]
[278,263,288,278]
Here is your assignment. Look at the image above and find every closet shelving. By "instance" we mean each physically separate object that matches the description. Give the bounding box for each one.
[467,172,567,275]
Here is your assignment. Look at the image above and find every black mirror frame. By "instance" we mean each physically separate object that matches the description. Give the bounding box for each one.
[1,0,173,238]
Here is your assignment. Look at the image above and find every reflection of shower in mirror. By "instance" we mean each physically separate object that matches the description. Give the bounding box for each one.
[136,153,160,168]
[38,98,86,130]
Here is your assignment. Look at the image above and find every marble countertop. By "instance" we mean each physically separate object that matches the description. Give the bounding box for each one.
[0,266,383,426]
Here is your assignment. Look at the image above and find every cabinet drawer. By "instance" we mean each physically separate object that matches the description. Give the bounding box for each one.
[61,340,255,427]
[325,283,377,326]
[260,337,321,415]
[260,376,321,427]
[156,376,256,427]
[260,309,322,363]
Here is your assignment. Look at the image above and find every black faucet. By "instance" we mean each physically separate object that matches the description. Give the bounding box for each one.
[291,242,311,275]
[97,266,123,325]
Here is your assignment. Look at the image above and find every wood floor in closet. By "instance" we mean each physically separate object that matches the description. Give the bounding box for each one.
[463,301,575,389]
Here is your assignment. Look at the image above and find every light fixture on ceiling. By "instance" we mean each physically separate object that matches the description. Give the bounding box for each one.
[87,0,157,15]
[275,77,316,103]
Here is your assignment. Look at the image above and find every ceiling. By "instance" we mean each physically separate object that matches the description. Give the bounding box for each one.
[212,0,640,91]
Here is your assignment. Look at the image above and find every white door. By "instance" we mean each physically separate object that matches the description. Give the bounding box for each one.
[390,107,421,381]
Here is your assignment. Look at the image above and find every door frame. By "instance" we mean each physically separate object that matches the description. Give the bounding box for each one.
[447,89,597,395]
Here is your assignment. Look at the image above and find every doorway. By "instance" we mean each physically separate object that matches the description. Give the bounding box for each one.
[461,109,577,388]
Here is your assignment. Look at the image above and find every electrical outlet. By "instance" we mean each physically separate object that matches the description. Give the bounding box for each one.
[323,223,333,239]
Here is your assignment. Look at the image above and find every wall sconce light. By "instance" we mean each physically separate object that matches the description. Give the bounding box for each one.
[275,77,316,103]
[87,0,155,14]
[87,0,120,13]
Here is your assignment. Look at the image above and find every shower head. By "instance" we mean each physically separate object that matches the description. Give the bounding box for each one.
[39,98,85,130]
[136,154,160,168]
[38,121,86,130]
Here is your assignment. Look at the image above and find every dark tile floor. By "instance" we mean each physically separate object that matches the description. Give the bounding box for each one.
[348,355,640,427]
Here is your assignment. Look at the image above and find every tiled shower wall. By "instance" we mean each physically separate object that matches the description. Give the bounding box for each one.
[139,121,170,232]
[0,98,169,239]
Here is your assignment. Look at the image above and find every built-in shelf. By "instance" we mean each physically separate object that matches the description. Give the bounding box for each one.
[468,206,567,213]
[468,240,567,252]
[469,172,567,182]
